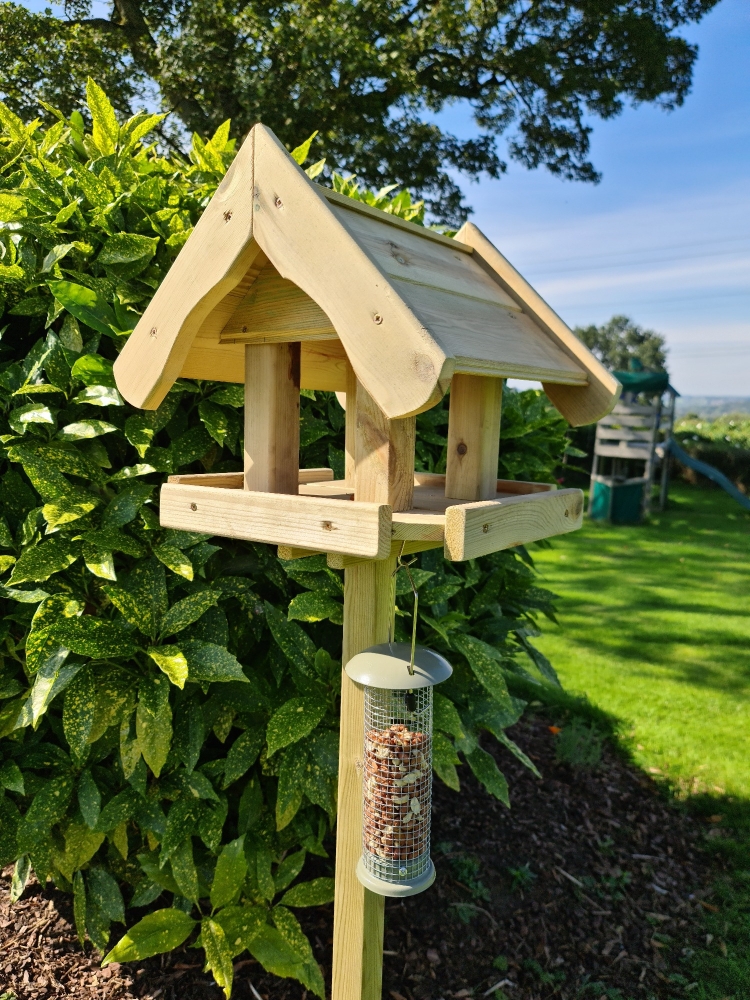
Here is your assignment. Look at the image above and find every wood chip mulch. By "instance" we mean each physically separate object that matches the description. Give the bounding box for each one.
[0,712,720,999]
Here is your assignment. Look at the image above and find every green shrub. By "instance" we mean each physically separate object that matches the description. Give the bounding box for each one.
[674,413,750,493]
[0,81,567,995]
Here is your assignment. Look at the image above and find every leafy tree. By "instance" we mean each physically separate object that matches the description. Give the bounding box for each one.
[0,0,719,223]
[574,314,668,372]
[0,84,566,994]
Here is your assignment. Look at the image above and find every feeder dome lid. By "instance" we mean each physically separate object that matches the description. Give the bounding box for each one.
[345,643,452,689]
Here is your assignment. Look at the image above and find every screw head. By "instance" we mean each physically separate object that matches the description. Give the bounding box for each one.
[223,210,233,222]
[373,313,383,325]
[241,325,248,333]
[190,503,198,511]
[482,523,489,534]
[396,255,406,264]
[564,508,569,517]
[149,327,157,338]
[456,442,468,456]
[274,196,283,208]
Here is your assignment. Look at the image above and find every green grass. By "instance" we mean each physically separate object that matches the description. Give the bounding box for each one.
[532,482,750,798]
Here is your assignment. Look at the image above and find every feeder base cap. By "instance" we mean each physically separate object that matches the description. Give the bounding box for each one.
[355,857,435,898]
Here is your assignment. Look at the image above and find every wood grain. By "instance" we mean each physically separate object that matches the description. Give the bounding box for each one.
[221,262,337,343]
[454,222,621,426]
[445,374,503,501]
[353,377,415,511]
[244,342,300,494]
[444,489,584,561]
[159,484,392,558]
[334,552,396,1000]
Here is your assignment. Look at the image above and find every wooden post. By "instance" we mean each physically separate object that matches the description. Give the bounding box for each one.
[352,377,415,511]
[244,342,300,493]
[445,373,503,501]
[332,375,416,1000]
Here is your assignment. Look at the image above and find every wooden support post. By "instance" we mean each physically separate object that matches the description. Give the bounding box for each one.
[244,343,300,493]
[352,376,416,511]
[445,373,503,502]
[332,376,416,1000]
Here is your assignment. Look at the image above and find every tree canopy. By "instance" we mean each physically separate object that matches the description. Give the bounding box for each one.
[0,0,718,222]
[575,315,668,372]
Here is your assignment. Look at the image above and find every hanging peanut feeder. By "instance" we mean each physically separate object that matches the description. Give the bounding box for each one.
[346,642,451,896]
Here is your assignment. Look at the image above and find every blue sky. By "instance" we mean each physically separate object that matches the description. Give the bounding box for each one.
[19,0,750,396]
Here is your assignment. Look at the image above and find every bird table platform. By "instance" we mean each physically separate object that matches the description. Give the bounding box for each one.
[113,123,619,1000]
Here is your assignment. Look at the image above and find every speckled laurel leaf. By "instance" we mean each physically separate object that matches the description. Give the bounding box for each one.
[281,877,335,908]
[264,602,316,676]
[170,837,200,904]
[160,590,218,638]
[244,839,275,902]
[62,664,96,764]
[136,674,172,777]
[202,917,234,1000]
[0,797,20,868]
[82,543,116,580]
[173,700,205,772]
[104,557,167,639]
[25,594,82,674]
[153,543,194,581]
[433,692,465,740]
[58,419,118,440]
[87,867,125,924]
[102,909,196,966]
[160,797,205,862]
[86,78,119,156]
[247,923,307,981]
[73,870,87,946]
[182,641,249,684]
[52,820,105,881]
[210,835,246,910]
[197,796,228,853]
[102,482,153,528]
[272,905,325,997]
[19,773,75,840]
[94,788,140,833]
[287,591,343,625]
[451,633,512,708]
[147,646,188,688]
[276,757,304,830]
[466,746,509,807]
[213,904,266,958]
[0,760,24,795]
[78,769,101,829]
[9,537,80,585]
[222,728,264,788]
[82,527,144,558]
[273,849,306,892]
[52,617,136,659]
[266,696,326,758]
[432,731,461,791]
[23,649,78,727]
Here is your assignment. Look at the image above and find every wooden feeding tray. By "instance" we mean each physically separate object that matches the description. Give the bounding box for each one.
[161,468,583,562]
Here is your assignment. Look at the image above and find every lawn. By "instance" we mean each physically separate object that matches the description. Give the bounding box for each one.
[532,482,750,799]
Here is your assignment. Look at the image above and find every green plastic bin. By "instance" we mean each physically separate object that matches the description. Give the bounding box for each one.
[590,479,645,524]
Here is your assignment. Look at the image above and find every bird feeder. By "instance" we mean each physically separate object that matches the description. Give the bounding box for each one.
[113,123,620,1000]
[346,642,452,897]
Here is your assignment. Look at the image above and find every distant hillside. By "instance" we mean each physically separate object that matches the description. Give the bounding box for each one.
[675,396,750,419]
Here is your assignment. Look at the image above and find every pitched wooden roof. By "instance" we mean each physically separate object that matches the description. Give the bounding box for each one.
[114,124,619,425]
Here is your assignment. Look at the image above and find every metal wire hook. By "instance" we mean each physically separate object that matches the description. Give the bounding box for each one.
[389,541,419,675]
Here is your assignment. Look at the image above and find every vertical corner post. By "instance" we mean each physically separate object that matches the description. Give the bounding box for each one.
[445,373,503,501]
[332,376,416,1000]
[244,342,300,493]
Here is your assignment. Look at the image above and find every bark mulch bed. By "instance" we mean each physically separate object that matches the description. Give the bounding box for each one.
[0,711,720,1000]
